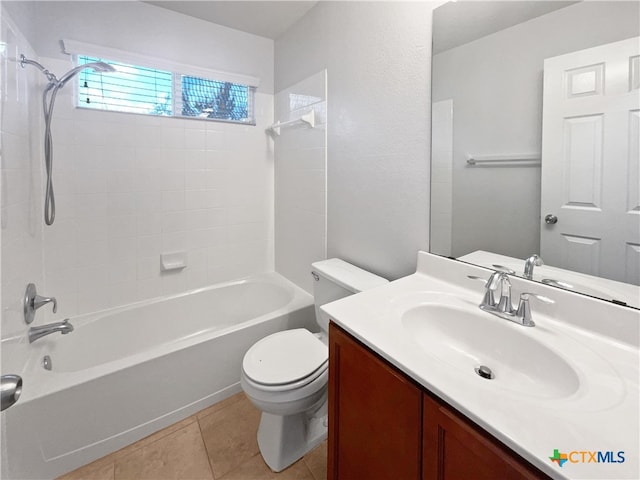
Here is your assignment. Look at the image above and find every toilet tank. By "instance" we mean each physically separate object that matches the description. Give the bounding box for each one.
[311,258,389,332]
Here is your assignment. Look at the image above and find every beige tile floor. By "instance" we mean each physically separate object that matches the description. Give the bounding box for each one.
[56,393,327,480]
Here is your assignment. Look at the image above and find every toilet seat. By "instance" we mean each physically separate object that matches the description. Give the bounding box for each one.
[243,329,328,390]
[243,362,327,393]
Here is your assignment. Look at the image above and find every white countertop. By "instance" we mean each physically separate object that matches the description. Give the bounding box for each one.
[322,252,640,480]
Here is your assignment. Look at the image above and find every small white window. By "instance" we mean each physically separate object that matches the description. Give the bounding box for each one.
[78,55,256,124]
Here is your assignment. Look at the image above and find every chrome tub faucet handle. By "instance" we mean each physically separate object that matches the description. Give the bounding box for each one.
[24,283,58,324]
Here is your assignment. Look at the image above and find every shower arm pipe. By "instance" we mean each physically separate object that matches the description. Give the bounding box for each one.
[20,55,59,84]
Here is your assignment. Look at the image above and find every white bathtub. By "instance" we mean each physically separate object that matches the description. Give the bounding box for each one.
[2,272,315,480]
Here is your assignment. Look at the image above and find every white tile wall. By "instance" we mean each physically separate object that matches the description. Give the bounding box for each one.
[25,56,274,321]
[1,9,45,368]
[274,70,327,293]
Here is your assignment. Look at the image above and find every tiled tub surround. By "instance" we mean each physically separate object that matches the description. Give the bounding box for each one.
[1,0,277,377]
[1,0,277,333]
[1,7,46,368]
[3,273,316,480]
[56,393,328,480]
[38,56,275,321]
[2,55,276,340]
[1,52,268,329]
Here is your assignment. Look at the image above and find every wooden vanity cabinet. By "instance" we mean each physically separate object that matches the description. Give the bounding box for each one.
[422,392,550,480]
[328,323,552,480]
[328,321,422,479]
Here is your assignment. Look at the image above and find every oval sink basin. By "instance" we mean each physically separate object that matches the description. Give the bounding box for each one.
[402,303,581,399]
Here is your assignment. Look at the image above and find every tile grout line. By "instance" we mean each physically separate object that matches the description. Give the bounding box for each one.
[196,416,218,480]
[302,457,316,480]
[197,406,264,480]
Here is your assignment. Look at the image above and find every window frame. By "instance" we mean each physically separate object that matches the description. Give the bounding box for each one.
[64,40,260,126]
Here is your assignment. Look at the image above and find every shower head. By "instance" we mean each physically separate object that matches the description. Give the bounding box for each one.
[20,54,116,88]
[57,61,116,87]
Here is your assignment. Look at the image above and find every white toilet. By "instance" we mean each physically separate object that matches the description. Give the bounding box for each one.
[240,258,388,472]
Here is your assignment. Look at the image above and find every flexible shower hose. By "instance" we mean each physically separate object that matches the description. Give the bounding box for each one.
[42,83,60,226]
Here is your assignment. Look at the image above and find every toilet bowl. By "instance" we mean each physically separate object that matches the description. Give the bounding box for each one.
[240,259,388,472]
[241,329,328,416]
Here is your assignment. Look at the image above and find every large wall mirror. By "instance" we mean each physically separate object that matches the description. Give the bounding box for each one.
[430,1,640,308]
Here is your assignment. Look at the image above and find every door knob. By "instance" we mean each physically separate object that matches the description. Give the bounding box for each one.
[544,214,558,225]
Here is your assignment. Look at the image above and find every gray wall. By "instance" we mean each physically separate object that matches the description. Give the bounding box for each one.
[432,1,640,259]
[276,1,435,280]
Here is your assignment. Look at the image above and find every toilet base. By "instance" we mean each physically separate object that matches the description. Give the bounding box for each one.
[257,400,328,472]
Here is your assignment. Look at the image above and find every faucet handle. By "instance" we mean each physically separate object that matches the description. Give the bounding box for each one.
[496,274,514,314]
[33,294,57,313]
[516,293,554,326]
[23,283,57,324]
[469,272,505,308]
[485,271,505,290]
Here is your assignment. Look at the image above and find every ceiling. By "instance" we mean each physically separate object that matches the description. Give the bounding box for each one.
[148,1,579,48]
[433,1,579,54]
[144,1,318,39]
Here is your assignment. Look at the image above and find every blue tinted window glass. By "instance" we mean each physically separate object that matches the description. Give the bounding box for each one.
[78,56,172,116]
[181,76,249,122]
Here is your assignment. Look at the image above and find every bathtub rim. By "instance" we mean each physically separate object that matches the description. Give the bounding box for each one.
[14,271,314,403]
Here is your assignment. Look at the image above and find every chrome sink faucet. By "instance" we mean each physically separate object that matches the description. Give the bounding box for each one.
[28,319,74,343]
[472,272,553,327]
[523,254,543,280]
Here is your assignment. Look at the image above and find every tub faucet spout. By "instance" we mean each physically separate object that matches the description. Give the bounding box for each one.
[28,319,74,343]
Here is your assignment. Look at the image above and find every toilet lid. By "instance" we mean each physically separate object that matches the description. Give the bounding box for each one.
[243,329,328,386]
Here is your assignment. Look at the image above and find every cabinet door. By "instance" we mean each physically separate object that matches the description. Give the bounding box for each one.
[328,323,422,480]
[423,393,550,480]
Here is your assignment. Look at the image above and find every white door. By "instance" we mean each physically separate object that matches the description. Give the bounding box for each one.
[540,37,640,285]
